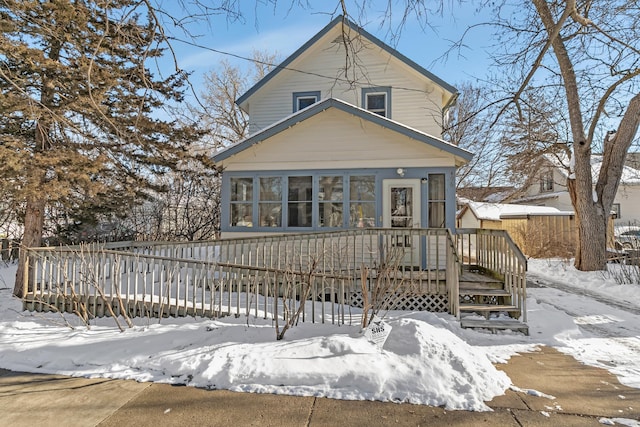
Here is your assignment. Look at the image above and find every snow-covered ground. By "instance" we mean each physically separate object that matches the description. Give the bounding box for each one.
[0,259,639,416]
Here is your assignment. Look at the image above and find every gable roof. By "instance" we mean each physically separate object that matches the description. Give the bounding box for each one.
[213,97,472,164]
[235,15,457,108]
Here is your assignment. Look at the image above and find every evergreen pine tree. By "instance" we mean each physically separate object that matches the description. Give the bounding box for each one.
[0,0,207,296]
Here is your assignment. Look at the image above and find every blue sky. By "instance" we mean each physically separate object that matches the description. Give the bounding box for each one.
[160,1,496,93]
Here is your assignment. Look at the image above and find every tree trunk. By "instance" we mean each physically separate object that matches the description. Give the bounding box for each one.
[14,195,46,297]
[569,139,609,270]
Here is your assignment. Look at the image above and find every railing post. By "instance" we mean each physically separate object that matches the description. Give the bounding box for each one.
[22,254,29,300]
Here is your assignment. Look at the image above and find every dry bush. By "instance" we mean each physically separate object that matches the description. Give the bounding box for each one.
[510,222,575,259]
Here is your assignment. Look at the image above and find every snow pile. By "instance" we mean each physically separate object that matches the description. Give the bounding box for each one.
[0,263,509,411]
[2,259,640,411]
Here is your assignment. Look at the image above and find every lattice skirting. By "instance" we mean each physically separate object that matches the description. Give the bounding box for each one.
[349,292,450,312]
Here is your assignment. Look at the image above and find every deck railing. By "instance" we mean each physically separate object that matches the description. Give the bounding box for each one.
[455,228,528,322]
[21,229,461,326]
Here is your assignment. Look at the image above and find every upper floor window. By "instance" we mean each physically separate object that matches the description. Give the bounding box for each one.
[362,87,391,118]
[539,170,554,193]
[293,91,321,112]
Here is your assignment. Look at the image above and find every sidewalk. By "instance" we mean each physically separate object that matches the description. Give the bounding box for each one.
[1,346,638,426]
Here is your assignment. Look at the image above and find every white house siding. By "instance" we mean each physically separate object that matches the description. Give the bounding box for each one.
[222,108,456,172]
[457,209,481,229]
[614,185,640,225]
[245,28,446,138]
[516,165,573,211]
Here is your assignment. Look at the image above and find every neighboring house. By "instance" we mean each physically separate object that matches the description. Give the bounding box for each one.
[510,153,640,225]
[213,16,472,237]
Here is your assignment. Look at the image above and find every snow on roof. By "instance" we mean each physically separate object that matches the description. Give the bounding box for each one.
[543,153,640,185]
[466,201,573,221]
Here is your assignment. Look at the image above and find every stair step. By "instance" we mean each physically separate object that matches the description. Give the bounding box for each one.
[460,318,529,335]
[459,303,519,312]
[460,271,502,283]
[459,288,511,296]
[458,282,504,290]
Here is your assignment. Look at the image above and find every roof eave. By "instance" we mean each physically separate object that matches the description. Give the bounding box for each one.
[213,98,473,164]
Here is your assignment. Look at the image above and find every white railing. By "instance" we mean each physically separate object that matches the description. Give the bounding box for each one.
[21,229,466,325]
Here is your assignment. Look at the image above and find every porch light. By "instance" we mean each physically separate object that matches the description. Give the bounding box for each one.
[396,168,405,177]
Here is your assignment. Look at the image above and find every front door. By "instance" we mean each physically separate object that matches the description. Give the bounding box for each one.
[383,179,421,266]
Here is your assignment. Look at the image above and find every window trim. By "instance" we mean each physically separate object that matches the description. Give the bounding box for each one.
[362,87,391,118]
[225,172,378,231]
[427,173,446,228]
[293,91,321,112]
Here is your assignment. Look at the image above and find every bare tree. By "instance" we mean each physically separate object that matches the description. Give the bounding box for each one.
[189,50,279,150]
[362,0,640,270]
[500,89,571,197]
[444,83,510,189]
[487,0,640,270]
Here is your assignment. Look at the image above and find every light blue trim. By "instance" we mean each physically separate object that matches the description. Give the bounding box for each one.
[213,98,473,163]
[293,91,321,112]
[236,15,457,107]
[361,87,391,118]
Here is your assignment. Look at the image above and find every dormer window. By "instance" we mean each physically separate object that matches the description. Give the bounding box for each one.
[362,87,391,118]
[293,91,321,112]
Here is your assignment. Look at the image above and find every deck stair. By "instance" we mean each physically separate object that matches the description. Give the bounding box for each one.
[458,266,529,335]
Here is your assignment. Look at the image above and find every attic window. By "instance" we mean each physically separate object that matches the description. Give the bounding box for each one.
[293,91,321,112]
[362,87,391,118]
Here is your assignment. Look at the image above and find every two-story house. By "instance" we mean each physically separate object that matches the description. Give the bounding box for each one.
[511,153,640,225]
[22,17,532,332]
[213,16,472,237]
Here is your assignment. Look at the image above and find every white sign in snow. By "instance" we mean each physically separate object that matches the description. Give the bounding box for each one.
[363,316,392,351]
